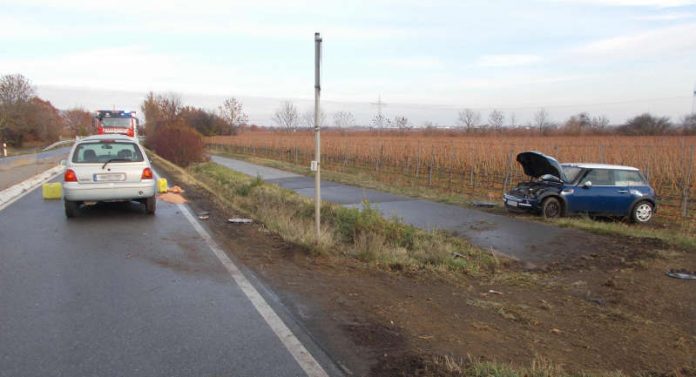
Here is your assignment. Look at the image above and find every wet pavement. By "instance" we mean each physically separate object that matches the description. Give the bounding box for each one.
[211,155,602,265]
[0,175,338,377]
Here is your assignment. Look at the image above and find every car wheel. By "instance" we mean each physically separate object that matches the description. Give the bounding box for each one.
[64,200,80,218]
[631,201,653,224]
[541,197,562,219]
[145,196,156,215]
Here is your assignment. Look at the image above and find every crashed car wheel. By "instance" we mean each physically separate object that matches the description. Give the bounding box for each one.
[630,201,653,224]
[541,197,562,219]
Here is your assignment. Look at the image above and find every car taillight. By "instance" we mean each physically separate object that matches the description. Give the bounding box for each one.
[141,168,153,180]
[64,169,77,182]
[127,128,134,137]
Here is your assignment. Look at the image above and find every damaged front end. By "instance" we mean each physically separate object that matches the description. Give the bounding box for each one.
[504,152,566,212]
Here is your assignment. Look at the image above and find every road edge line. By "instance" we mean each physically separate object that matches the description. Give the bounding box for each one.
[177,203,330,377]
[0,165,64,212]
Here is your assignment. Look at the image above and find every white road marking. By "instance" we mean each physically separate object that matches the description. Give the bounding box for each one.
[177,203,330,377]
[0,165,64,212]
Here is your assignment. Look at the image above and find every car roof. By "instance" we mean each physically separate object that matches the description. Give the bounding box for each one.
[562,163,639,171]
[78,134,136,142]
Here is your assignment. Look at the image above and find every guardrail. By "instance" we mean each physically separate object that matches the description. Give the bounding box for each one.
[42,137,81,152]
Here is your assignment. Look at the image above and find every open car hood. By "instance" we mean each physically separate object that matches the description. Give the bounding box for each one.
[516,151,566,182]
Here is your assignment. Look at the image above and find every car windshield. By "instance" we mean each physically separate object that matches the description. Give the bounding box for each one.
[100,117,132,128]
[562,166,582,182]
[72,141,144,163]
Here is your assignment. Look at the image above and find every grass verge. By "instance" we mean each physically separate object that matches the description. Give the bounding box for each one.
[152,152,499,276]
[555,217,696,251]
[209,148,476,207]
[208,148,696,252]
[384,355,643,377]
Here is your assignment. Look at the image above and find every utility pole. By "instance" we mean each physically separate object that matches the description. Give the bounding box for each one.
[314,32,322,239]
[371,95,387,128]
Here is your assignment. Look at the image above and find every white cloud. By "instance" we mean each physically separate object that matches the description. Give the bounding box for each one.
[548,0,696,7]
[475,54,542,67]
[375,57,443,69]
[570,23,696,59]
[634,12,695,20]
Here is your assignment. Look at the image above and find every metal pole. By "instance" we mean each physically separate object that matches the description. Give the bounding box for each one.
[314,32,322,239]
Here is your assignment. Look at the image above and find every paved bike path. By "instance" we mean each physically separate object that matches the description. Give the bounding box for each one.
[211,156,607,266]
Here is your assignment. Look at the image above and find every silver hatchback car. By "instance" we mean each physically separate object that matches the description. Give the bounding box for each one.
[63,135,156,218]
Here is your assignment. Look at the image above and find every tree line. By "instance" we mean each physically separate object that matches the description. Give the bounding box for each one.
[270,100,696,136]
[0,74,93,147]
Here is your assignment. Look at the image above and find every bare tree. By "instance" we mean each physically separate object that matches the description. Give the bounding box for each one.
[333,111,355,128]
[0,74,34,105]
[457,109,480,131]
[683,113,696,135]
[488,109,505,130]
[533,108,550,134]
[393,115,410,129]
[591,115,610,130]
[140,91,182,141]
[273,101,299,131]
[509,113,517,128]
[370,113,389,129]
[219,97,248,134]
[0,74,36,146]
[618,113,672,135]
[63,108,93,136]
[301,110,327,129]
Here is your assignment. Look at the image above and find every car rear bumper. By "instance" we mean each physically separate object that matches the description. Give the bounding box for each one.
[63,181,156,201]
[503,194,538,210]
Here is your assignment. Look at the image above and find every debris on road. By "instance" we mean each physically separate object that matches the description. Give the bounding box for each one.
[157,178,168,193]
[158,192,187,204]
[198,211,210,220]
[666,269,696,280]
[228,218,253,224]
[471,200,496,208]
[42,182,62,200]
[168,185,184,194]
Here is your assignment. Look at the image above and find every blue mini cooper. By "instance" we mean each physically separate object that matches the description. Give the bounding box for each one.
[503,151,657,223]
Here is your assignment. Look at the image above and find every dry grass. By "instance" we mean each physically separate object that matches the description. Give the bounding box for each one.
[152,153,499,276]
[404,354,632,377]
[206,132,696,231]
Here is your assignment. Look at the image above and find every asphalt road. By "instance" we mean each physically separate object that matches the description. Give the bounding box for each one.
[0,147,71,168]
[0,177,335,377]
[211,155,603,265]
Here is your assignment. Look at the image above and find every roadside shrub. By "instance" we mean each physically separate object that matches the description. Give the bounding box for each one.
[149,125,205,167]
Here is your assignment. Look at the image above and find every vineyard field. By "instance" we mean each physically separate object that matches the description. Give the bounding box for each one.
[205,131,696,231]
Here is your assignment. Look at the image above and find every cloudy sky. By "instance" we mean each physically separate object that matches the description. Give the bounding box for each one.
[1,0,695,126]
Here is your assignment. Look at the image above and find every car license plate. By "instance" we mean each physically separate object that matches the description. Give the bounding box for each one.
[507,200,518,207]
[94,173,126,182]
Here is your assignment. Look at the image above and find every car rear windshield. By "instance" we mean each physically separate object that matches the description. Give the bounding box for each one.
[100,118,132,128]
[72,141,144,163]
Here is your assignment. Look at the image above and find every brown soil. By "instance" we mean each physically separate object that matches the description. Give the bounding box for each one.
[154,161,696,377]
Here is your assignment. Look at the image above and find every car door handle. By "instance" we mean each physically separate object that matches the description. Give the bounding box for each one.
[617,190,629,193]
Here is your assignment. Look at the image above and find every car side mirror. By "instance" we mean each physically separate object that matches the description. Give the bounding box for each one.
[60,159,67,167]
[583,181,592,189]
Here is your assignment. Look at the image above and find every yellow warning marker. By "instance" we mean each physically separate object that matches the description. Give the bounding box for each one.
[157,178,168,193]
[42,182,62,200]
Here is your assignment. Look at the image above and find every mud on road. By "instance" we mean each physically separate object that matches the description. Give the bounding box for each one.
[156,162,696,377]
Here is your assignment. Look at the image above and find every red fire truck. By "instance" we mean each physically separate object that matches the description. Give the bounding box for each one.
[94,110,138,138]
